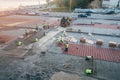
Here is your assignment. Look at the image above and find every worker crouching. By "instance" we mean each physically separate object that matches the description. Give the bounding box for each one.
[57,36,63,45]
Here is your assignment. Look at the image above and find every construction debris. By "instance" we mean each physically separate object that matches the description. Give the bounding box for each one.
[109,41,117,47]
[64,36,77,43]
[96,39,103,45]
[80,37,87,43]
[63,63,71,69]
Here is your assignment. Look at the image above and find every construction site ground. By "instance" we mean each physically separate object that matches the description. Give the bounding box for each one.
[0,12,120,80]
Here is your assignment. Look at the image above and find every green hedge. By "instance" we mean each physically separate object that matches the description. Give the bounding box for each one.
[41,7,74,12]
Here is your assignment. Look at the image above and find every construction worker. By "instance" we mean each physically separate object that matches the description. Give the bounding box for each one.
[43,23,48,29]
[60,16,66,27]
[60,36,63,42]
[57,36,61,42]
[66,17,70,26]
[85,56,93,60]
[35,25,39,31]
[35,38,39,42]
[25,30,28,36]
[44,32,46,36]
[85,68,92,74]
[63,30,67,37]
[18,41,22,46]
[57,36,63,43]
[65,42,69,52]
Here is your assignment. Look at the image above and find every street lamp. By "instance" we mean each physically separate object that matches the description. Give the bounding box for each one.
[69,0,72,12]
[18,0,22,10]
[38,0,41,8]
[46,0,50,11]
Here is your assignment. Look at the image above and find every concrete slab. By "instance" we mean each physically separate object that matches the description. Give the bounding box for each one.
[48,42,63,54]
[51,71,81,80]
[38,27,62,47]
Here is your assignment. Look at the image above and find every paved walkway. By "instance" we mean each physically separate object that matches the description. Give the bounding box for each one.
[58,43,120,62]
[73,24,120,30]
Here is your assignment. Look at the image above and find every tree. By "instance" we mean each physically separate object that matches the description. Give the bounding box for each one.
[74,0,90,8]
[53,0,90,9]
[54,0,66,7]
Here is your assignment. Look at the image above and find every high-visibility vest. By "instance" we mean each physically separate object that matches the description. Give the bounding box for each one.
[35,38,39,42]
[60,36,63,41]
[43,24,47,27]
[63,31,67,36]
[58,38,61,42]
[57,36,62,42]
[86,69,92,74]
[18,41,22,46]
[66,44,69,48]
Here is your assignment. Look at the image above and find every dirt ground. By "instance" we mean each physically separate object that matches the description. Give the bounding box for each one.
[51,71,81,80]
[0,13,120,80]
[0,15,60,29]
[0,15,60,44]
[0,35,15,44]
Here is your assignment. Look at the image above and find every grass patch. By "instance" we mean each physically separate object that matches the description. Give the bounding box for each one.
[41,7,74,12]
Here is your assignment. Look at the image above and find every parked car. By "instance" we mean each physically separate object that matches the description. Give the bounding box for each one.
[85,13,91,16]
[85,10,93,13]
[78,14,87,18]
[105,11,115,14]
[42,12,49,15]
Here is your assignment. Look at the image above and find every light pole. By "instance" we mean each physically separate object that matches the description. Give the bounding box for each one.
[46,0,50,11]
[117,0,120,8]
[48,0,50,11]
[69,0,72,12]
[38,0,41,8]
[19,0,22,10]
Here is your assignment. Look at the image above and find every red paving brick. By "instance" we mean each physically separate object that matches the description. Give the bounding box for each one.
[57,43,120,62]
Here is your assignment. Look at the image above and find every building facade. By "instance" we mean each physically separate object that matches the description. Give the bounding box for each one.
[102,0,120,8]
